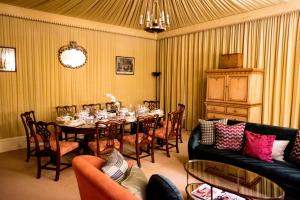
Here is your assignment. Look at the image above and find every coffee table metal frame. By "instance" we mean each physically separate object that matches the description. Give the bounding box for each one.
[184,160,285,200]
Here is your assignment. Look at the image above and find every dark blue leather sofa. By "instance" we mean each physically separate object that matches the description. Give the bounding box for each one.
[188,120,300,200]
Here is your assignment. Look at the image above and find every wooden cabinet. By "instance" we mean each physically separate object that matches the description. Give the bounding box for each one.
[205,68,264,123]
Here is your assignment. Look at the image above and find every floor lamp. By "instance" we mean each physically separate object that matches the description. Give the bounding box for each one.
[152,72,161,102]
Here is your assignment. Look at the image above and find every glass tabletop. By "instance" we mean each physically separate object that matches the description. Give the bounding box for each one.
[184,160,284,200]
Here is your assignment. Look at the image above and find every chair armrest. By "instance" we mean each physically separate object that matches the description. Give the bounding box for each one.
[188,125,201,160]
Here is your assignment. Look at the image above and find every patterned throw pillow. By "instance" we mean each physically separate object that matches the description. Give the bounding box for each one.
[101,149,128,183]
[289,131,300,166]
[214,122,246,151]
[198,119,228,145]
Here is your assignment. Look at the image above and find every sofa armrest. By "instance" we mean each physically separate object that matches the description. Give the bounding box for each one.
[72,155,138,200]
[188,124,201,159]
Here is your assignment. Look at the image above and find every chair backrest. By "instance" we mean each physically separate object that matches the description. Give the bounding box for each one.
[94,119,125,156]
[72,155,138,200]
[177,104,185,128]
[28,121,60,155]
[136,115,159,143]
[105,102,121,112]
[143,100,160,111]
[166,111,181,136]
[82,103,102,111]
[20,111,36,139]
[56,105,77,116]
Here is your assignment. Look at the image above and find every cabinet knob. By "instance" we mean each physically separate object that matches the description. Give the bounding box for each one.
[233,110,237,113]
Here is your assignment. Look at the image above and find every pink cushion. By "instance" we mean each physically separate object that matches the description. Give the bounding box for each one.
[244,130,276,163]
[214,122,245,151]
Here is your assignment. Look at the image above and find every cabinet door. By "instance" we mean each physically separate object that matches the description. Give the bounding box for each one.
[227,75,248,103]
[206,75,226,102]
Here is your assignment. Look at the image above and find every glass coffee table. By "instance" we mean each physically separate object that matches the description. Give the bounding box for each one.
[184,160,284,200]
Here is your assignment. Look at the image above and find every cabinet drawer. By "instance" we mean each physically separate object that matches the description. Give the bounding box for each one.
[226,115,247,122]
[207,105,225,113]
[207,112,226,119]
[226,107,248,116]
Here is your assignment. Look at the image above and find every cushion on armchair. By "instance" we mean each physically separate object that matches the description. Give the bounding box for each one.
[146,174,183,200]
[121,166,148,200]
[101,149,129,183]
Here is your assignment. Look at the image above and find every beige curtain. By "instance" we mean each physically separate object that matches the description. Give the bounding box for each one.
[157,11,300,130]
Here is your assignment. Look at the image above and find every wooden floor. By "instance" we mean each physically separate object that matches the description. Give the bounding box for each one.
[0,131,191,200]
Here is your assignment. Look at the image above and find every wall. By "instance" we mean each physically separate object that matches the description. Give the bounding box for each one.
[0,15,156,139]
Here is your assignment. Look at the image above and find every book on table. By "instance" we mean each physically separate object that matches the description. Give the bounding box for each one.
[191,184,245,200]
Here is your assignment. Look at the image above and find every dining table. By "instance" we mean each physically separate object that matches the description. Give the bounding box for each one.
[56,107,164,154]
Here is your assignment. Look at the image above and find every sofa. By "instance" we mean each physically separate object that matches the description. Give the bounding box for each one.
[72,155,183,200]
[188,120,300,200]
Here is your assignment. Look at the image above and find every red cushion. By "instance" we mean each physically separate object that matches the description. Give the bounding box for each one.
[214,122,245,151]
[244,130,276,163]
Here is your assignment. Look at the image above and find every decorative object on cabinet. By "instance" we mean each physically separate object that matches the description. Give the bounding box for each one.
[58,41,87,69]
[205,68,264,123]
[0,47,16,72]
[116,56,134,75]
[219,53,243,69]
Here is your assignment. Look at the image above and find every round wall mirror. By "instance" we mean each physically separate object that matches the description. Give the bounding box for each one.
[58,41,87,69]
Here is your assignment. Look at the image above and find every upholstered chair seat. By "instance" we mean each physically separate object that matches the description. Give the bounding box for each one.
[123,133,153,144]
[51,141,79,156]
[88,139,121,154]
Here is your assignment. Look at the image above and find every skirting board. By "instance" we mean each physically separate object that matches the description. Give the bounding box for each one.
[0,136,27,153]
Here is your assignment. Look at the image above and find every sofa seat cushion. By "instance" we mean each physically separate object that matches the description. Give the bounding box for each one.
[121,166,148,200]
[193,145,300,187]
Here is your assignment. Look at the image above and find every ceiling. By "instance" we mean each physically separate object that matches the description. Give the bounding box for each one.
[0,0,285,31]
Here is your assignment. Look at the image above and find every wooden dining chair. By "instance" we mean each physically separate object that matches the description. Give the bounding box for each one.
[143,100,160,111]
[56,105,78,141]
[105,101,121,112]
[88,119,125,156]
[177,104,185,143]
[56,105,77,116]
[160,103,185,143]
[82,103,102,111]
[123,115,159,167]
[28,121,79,181]
[20,110,37,162]
[155,111,181,157]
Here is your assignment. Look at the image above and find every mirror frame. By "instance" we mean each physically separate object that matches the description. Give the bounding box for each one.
[58,41,87,69]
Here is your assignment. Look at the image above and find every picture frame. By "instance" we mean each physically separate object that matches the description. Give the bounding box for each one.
[0,47,16,72]
[116,56,134,75]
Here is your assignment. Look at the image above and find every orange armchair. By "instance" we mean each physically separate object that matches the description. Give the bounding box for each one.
[72,155,138,200]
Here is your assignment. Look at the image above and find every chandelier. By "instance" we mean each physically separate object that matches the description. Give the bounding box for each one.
[139,0,170,33]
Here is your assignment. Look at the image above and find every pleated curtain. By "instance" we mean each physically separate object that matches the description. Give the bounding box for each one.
[157,11,300,130]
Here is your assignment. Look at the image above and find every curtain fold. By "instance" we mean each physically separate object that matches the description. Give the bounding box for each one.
[158,11,300,130]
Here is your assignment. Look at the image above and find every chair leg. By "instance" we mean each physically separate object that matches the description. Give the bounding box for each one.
[36,156,41,179]
[136,144,141,168]
[151,144,155,163]
[55,157,60,181]
[176,135,179,153]
[179,129,183,143]
[26,142,31,162]
[166,139,170,157]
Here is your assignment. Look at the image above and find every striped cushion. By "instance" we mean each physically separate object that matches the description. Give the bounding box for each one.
[289,131,300,166]
[198,119,227,145]
[214,122,246,151]
[101,149,128,183]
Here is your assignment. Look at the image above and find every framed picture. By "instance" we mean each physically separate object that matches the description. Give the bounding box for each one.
[116,56,134,75]
[0,47,16,72]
